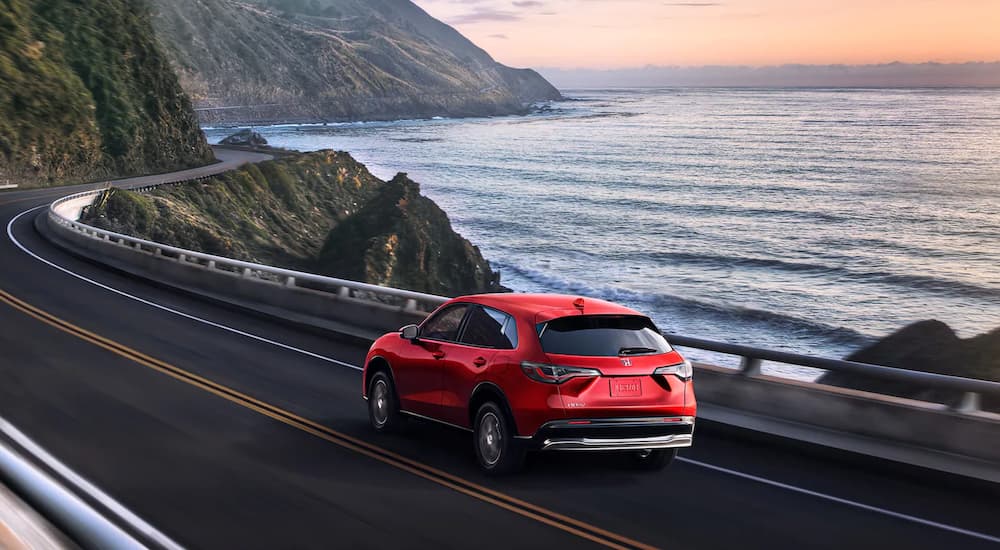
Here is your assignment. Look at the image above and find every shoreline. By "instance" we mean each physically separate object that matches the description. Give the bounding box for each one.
[197,100,567,131]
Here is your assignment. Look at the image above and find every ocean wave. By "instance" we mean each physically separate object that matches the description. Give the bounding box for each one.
[435,183,844,224]
[389,137,445,143]
[632,251,1000,300]
[493,261,872,347]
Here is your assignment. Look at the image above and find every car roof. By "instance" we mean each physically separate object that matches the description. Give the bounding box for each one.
[451,293,646,320]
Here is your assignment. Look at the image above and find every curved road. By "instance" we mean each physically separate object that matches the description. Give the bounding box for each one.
[0,149,997,549]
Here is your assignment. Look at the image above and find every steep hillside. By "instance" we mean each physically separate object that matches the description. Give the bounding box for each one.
[81,150,504,295]
[149,0,561,124]
[820,320,999,411]
[316,173,501,294]
[0,0,213,187]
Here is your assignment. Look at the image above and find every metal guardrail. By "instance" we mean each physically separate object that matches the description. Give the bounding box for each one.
[49,188,449,314]
[665,333,1000,413]
[48,185,1000,414]
[0,417,182,549]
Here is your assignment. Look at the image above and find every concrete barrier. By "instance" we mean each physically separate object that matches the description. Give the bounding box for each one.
[693,363,1000,466]
[42,215,425,341]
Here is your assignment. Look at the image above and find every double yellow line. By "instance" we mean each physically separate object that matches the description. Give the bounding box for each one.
[0,288,658,550]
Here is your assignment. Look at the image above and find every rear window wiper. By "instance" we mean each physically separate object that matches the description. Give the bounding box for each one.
[618,347,658,356]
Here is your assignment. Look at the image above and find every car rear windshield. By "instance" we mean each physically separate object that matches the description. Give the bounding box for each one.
[536,315,672,357]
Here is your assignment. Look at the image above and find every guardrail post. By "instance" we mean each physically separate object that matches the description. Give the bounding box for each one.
[178,254,186,263]
[155,248,162,256]
[285,276,296,288]
[134,242,142,251]
[338,286,350,298]
[242,267,252,278]
[207,260,216,270]
[954,392,981,414]
[740,356,762,376]
[117,238,125,246]
[404,299,418,312]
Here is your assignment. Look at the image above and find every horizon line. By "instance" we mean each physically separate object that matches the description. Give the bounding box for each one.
[536,60,1000,72]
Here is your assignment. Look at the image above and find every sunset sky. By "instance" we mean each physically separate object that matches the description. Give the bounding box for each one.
[412,0,1000,69]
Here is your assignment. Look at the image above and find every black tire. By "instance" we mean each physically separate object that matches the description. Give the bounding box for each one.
[368,371,405,433]
[473,402,525,475]
[627,448,677,471]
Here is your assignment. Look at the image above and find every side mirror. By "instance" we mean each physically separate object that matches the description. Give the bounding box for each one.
[400,324,420,341]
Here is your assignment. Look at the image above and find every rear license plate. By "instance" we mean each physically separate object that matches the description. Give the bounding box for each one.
[610,377,642,397]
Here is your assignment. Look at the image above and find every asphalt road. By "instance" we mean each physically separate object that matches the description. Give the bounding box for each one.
[0,149,997,549]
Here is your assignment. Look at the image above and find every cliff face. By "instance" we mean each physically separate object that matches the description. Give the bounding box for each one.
[316,174,502,294]
[819,320,1000,410]
[81,151,503,295]
[0,0,213,188]
[148,0,562,125]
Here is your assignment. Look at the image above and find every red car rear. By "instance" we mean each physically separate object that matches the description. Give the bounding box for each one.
[363,294,696,474]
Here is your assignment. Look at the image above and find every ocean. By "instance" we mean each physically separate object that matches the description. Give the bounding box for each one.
[204,88,1000,377]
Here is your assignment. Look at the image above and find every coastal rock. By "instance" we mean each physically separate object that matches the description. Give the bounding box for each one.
[819,320,1000,411]
[316,173,504,295]
[80,151,502,296]
[220,129,268,147]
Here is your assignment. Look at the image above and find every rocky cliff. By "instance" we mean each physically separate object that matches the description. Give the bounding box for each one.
[0,0,213,188]
[316,173,501,294]
[148,0,562,125]
[80,150,503,295]
[820,320,1000,410]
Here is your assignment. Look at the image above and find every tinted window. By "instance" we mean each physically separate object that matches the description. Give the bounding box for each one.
[421,305,468,342]
[460,306,517,349]
[537,315,671,357]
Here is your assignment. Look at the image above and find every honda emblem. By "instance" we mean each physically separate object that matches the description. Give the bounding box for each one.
[621,358,632,366]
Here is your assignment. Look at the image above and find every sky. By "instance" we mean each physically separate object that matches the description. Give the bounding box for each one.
[412,0,1000,69]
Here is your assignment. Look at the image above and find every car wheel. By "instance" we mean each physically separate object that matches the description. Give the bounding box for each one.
[473,402,525,475]
[627,448,677,471]
[368,371,405,433]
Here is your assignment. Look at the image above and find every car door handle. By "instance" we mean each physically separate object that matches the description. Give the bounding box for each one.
[432,350,446,359]
[473,357,487,367]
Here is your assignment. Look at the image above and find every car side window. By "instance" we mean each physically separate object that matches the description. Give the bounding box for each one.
[460,306,517,349]
[421,305,468,342]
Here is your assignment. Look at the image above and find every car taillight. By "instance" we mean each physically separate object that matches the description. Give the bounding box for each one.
[520,361,602,384]
[654,359,693,380]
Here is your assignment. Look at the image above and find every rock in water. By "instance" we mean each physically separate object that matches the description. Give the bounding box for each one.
[819,320,1000,411]
[220,129,268,147]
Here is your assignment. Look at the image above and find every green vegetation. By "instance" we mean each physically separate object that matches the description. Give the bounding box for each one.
[82,151,503,295]
[317,174,501,294]
[149,0,561,125]
[0,0,213,187]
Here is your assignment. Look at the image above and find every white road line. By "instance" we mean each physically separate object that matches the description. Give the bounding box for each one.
[6,206,362,372]
[677,457,1000,544]
[9,205,1000,545]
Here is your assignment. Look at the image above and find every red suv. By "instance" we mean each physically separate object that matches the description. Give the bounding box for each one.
[362,294,696,474]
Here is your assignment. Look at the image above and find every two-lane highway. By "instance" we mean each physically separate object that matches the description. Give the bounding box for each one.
[1,153,998,549]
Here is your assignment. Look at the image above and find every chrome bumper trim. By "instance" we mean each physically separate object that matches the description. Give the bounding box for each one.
[539,416,695,430]
[541,433,694,452]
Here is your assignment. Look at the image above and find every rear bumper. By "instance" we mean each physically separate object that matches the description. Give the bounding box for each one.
[529,416,695,452]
